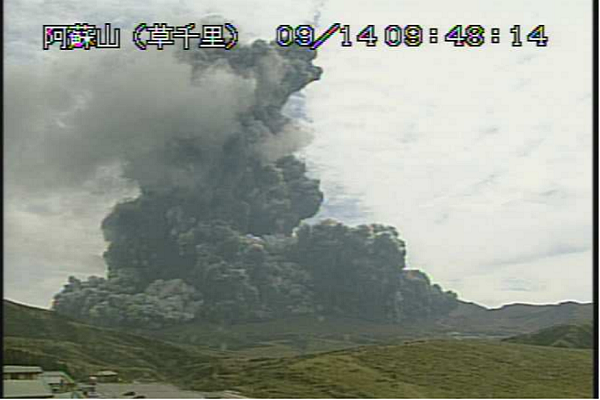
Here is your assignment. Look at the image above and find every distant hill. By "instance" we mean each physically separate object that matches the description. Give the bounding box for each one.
[502,322,594,349]
[185,339,594,398]
[143,300,594,355]
[3,299,215,381]
[6,297,593,368]
[438,300,593,337]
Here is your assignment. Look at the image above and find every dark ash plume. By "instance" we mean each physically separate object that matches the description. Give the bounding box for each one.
[53,40,458,328]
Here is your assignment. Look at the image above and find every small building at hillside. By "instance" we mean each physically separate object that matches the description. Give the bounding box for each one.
[3,365,54,398]
[3,366,44,381]
[3,379,54,398]
[92,370,119,383]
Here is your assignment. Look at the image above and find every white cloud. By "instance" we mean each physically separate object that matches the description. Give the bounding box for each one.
[303,0,593,307]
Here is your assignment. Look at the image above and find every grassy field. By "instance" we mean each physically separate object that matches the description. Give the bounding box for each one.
[145,315,429,357]
[185,339,594,398]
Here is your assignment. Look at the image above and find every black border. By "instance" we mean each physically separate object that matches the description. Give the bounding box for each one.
[0,2,598,399]
[1,0,5,395]
[593,0,599,397]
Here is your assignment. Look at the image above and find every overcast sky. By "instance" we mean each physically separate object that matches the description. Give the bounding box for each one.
[4,0,593,308]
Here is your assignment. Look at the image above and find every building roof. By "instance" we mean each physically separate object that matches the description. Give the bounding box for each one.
[95,370,118,376]
[42,371,68,377]
[42,376,65,385]
[3,380,54,398]
[42,371,75,385]
[4,365,44,374]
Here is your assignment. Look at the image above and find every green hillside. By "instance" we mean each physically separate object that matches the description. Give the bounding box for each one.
[186,340,594,398]
[503,322,594,349]
[3,300,215,381]
[143,315,435,357]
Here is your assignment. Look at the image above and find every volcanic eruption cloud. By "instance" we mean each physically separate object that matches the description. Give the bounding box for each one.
[50,37,458,328]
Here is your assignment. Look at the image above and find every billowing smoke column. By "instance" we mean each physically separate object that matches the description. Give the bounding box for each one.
[53,40,458,329]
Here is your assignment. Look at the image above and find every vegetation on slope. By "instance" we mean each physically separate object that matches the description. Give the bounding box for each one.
[440,300,593,336]
[3,300,214,381]
[502,322,594,349]
[185,340,594,398]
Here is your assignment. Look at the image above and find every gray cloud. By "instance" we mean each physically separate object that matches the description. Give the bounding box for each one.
[5,0,323,307]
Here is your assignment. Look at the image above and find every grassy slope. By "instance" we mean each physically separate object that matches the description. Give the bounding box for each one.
[3,300,215,381]
[502,322,594,349]
[187,340,594,398]
[146,315,432,358]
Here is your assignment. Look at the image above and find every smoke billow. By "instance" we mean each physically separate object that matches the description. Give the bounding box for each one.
[50,38,458,328]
